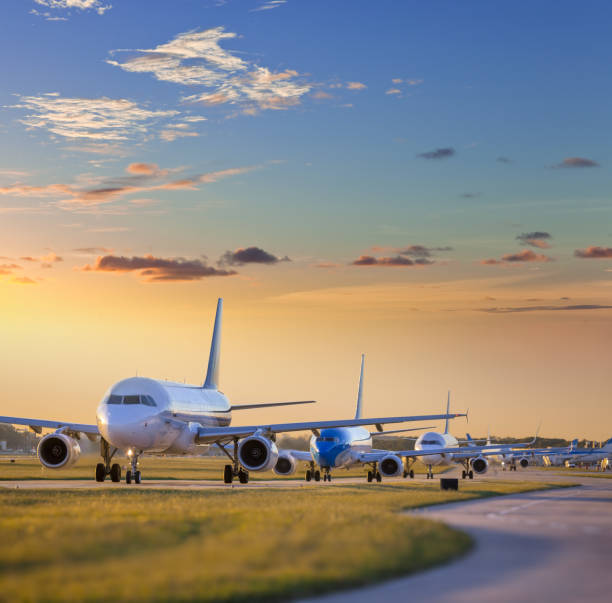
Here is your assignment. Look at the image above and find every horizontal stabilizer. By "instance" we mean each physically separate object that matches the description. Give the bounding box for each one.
[370,426,435,437]
[230,401,316,411]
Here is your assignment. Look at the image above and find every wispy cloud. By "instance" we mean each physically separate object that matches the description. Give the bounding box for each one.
[81,254,237,282]
[346,82,366,90]
[31,1,111,18]
[417,147,455,160]
[574,246,612,259]
[351,255,433,267]
[516,231,552,249]
[481,249,554,265]
[107,27,312,113]
[251,0,287,11]
[11,276,38,285]
[0,163,261,209]
[552,157,599,169]
[218,246,290,266]
[11,94,178,142]
[480,304,612,313]
[385,88,402,95]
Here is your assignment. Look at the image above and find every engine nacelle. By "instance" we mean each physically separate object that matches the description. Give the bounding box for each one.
[519,457,529,468]
[238,435,279,472]
[37,433,81,469]
[470,456,489,475]
[379,454,403,477]
[273,451,297,476]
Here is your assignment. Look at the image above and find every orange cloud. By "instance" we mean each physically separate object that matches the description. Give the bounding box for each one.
[574,246,612,259]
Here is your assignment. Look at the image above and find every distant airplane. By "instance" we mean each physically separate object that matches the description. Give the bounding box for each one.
[0,299,464,484]
[272,355,440,482]
[545,439,612,470]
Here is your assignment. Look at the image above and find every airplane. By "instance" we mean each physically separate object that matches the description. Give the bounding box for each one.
[545,438,612,470]
[0,299,465,485]
[271,355,442,482]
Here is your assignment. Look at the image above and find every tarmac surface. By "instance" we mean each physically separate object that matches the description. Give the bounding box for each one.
[303,469,612,603]
[2,468,611,602]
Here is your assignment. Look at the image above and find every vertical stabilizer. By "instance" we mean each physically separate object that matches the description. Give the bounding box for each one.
[203,298,223,389]
[354,354,365,420]
[444,391,451,434]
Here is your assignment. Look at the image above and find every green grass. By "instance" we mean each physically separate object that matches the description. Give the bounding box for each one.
[0,454,450,481]
[0,480,566,602]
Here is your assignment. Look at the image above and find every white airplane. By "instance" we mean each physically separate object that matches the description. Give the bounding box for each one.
[546,439,612,470]
[272,355,441,482]
[0,299,463,485]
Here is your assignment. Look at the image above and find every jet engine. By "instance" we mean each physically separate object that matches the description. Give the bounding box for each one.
[238,435,279,471]
[518,457,529,468]
[379,454,403,477]
[37,433,81,469]
[273,451,297,476]
[470,456,489,475]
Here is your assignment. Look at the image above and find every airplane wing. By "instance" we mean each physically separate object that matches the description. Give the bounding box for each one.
[195,412,466,444]
[280,449,313,462]
[230,401,316,411]
[0,415,100,436]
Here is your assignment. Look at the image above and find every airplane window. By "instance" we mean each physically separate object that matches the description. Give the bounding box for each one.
[123,395,140,405]
[316,437,338,443]
[422,439,441,446]
[107,395,122,404]
[141,395,157,407]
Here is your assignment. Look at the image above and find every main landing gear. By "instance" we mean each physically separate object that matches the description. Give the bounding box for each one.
[425,465,435,479]
[217,439,250,484]
[322,468,332,482]
[366,463,382,483]
[403,460,415,479]
[95,438,122,483]
[459,460,474,479]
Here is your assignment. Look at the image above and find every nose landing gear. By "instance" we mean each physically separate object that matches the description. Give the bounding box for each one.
[125,451,142,484]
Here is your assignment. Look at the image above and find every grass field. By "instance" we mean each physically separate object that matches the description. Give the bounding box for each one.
[0,480,569,602]
[0,454,450,482]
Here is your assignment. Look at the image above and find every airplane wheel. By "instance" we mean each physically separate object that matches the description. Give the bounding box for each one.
[376,472,382,482]
[328,474,332,482]
[314,470,321,482]
[238,470,249,484]
[110,463,121,482]
[305,470,312,482]
[462,470,466,479]
[409,470,415,479]
[403,471,407,478]
[126,470,132,484]
[95,463,106,482]
[134,471,141,484]
[367,471,373,482]
[223,464,233,484]
[469,471,474,479]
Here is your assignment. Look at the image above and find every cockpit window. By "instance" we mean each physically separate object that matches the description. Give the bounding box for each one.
[105,394,157,406]
[316,436,338,443]
[422,439,442,446]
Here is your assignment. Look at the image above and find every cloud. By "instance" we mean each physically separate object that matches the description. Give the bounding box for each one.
[574,246,612,259]
[496,156,512,163]
[126,163,159,175]
[480,304,612,314]
[12,94,178,142]
[218,246,290,266]
[396,245,452,258]
[482,249,553,264]
[516,231,552,249]
[251,1,287,11]
[417,147,455,160]
[351,255,433,267]
[73,247,113,254]
[159,129,200,142]
[311,91,333,100]
[12,276,38,284]
[346,82,366,90]
[82,254,237,282]
[385,88,402,95]
[0,263,22,275]
[313,262,339,269]
[20,252,63,265]
[108,27,311,113]
[552,157,599,169]
[0,163,260,209]
[32,1,111,17]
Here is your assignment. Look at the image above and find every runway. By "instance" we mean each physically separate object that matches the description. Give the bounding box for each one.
[304,473,612,603]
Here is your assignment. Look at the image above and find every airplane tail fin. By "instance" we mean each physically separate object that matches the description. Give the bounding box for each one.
[354,354,365,420]
[444,391,451,434]
[203,298,223,390]
[602,437,612,450]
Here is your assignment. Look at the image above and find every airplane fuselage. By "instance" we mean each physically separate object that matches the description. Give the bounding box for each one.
[310,426,372,469]
[414,431,458,466]
[96,377,231,454]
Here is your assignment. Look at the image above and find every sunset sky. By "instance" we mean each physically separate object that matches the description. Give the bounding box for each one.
[1,1,611,440]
